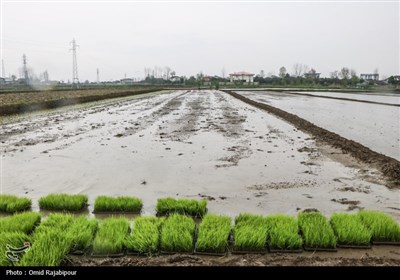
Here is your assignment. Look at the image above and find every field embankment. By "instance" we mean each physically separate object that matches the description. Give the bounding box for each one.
[0,88,162,116]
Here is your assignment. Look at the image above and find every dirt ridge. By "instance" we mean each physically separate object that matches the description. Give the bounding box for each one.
[0,88,162,116]
[223,90,400,187]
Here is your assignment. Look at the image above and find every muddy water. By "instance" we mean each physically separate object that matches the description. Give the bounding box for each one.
[1,90,399,220]
[240,91,400,161]
[291,91,400,105]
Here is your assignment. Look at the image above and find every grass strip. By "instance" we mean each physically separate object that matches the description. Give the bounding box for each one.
[233,213,268,252]
[38,194,88,211]
[358,210,400,242]
[125,217,164,255]
[0,212,41,234]
[196,214,231,253]
[298,212,336,249]
[160,214,196,253]
[156,197,207,217]
[92,217,130,255]
[94,196,143,213]
[0,194,31,213]
[266,214,303,250]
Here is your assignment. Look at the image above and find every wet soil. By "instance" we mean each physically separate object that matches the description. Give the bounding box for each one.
[1,90,399,220]
[224,90,400,187]
[68,245,400,266]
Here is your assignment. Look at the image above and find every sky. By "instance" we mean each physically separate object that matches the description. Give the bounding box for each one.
[1,1,399,82]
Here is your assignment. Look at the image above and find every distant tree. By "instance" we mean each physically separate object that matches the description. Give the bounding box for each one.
[330,70,339,79]
[388,76,399,85]
[259,70,265,78]
[165,67,171,80]
[221,67,226,79]
[279,67,287,78]
[339,67,350,79]
[292,63,309,77]
[350,69,359,84]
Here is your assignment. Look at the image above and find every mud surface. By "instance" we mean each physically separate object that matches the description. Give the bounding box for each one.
[238,91,400,161]
[68,245,400,266]
[1,90,399,220]
[227,90,400,186]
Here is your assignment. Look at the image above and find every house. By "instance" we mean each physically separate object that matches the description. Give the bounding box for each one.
[360,73,379,81]
[120,78,134,85]
[304,69,320,79]
[0,77,4,85]
[229,71,255,83]
[170,75,181,83]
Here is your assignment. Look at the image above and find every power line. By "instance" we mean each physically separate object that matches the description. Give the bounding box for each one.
[70,38,79,88]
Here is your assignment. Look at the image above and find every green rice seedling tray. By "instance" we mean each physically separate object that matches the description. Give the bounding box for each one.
[303,246,337,252]
[194,243,228,256]
[92,211,141,215]
[156,211,207,219]
[126,250,159,257]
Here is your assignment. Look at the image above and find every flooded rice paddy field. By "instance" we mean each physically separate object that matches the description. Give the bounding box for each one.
[1,90,399,220]
[291,90,400,105]
[239,91,400,160]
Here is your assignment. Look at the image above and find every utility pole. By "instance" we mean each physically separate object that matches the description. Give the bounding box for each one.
[96,68,99,83]
[70,38,79,88]
[1,59,5,77]
[22,54,29,83]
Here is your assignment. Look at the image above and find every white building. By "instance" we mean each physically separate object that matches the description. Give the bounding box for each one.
[360,74,379,81]
[229,71,255,83]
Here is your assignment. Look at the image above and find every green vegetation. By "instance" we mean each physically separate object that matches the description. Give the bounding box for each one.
[0,194,31,213]
[160,214,196,252]
[266,215,303,250]
[125,217,163,255]
[38,194,88,211]
[0,232,31,266]
[92,217,130,255]
[94,196,143,213]
[33,213,74,236]
[298,212,336,249]
[67,216,98,252]
[0,212,41,234]
[19,228,72,266]
[156,197,207,217]
[330,213,371,246]
[196,214,231,253]
[358,210,400,242]
[233,213,268,252]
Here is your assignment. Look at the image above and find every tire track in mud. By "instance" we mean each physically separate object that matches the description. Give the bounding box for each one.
[224,90,400,187]
[155,90,252,167]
